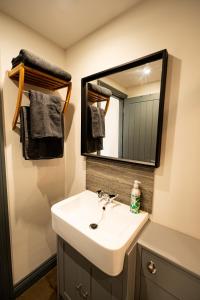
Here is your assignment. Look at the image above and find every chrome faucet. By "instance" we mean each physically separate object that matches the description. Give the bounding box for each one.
[96,190,110,202]
[96,190,119,206]
[106,194,119,205]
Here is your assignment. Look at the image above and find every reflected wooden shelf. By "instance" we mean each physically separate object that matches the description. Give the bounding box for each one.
[88,89,110,114]
[8,63,72,130]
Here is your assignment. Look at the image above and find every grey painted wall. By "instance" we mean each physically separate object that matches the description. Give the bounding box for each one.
[86,157,154,213]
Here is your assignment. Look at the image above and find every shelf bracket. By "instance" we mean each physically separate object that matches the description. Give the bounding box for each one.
[63,82,72,114]
[12,66,25,130]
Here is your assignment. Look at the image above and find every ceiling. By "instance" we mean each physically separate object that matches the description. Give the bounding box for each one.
[0,0,140,49]
[106,60,162,89]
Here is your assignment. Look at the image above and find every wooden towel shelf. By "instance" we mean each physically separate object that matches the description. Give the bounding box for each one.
[88,89,110,115]
[8,63,72,130]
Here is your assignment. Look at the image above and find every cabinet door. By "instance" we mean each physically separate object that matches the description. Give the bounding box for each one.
[61,241,91,300]
[141,248,200,300]
[91,266,123,300]
[140,276,179,300]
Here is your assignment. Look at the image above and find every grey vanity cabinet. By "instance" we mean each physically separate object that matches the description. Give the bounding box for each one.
[58,236,137,300]
[58,239,91,300]
[140,276,178,300]
[91,267,124,300]
[136,247,200,300]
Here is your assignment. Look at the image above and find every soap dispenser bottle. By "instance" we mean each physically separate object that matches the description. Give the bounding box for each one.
[130,180,141,214]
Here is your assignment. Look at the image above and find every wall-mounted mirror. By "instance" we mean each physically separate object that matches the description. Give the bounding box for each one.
[81,50,168,167]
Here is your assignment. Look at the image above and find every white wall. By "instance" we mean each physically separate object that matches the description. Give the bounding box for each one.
[97,77,125,158]
[0,12,85,283]
[101,96,120,157]
[1,0,200,284]
[65,0,200,240]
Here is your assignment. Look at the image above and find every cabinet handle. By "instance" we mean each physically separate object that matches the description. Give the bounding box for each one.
[80,286,88,299]
[76,283,88,299]
[76,283,82,291]
[147,260,157,274]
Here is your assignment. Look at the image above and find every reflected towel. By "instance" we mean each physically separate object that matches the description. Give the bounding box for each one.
[88,83,112,97]
[89,105,105,138]
[86,106,103,153]
[20,106,64,160]
[29,90,63,139]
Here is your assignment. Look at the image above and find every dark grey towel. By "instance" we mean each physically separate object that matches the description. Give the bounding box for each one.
[88,83,112,97]
[86,136,103,153]
[12,49,71,81]
[29,90,63,139]
[86,106,103,153]
[20,106,64,160]
[89,105,105,138]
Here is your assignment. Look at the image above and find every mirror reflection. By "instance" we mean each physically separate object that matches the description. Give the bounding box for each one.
[86,59,163,165]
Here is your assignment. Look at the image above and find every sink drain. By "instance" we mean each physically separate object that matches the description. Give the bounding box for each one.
[89,223,98,229]
[89,206,106,230]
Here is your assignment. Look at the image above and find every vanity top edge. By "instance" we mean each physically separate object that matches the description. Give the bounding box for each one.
[138,221,200,279]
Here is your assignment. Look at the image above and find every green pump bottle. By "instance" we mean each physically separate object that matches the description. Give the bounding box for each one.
[130,180,141,214]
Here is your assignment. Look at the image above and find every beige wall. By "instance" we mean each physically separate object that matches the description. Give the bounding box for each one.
[65,0,200,240]
[127,80,160,98]
[0,12,85,283]
[1,0,200,285]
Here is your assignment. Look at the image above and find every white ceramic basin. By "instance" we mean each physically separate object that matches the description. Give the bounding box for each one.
[51,190,148,276]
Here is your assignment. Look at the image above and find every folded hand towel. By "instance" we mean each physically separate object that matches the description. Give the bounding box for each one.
[88,83,112,97]
[12,49,71,81]
[29,90,63,139]
[20,106,64,160]
[89,105,105,138]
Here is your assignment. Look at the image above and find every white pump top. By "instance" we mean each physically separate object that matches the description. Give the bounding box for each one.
[133,180,141,189]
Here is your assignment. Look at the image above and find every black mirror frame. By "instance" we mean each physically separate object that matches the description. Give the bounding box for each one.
[81,49,168,168]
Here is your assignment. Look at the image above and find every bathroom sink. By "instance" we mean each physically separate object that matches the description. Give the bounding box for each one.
[51,190,148,276]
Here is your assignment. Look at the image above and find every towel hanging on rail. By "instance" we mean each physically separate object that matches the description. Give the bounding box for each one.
[20,106,64,160]
[29,90,63,139]
[23,90,66,102]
